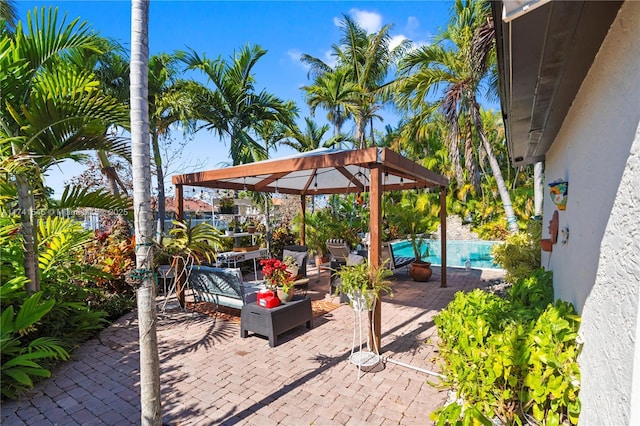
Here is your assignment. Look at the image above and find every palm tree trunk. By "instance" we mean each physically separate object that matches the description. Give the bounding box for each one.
[369,117,375,147]
[14,170,39,294]
[151,131,166,238]
[130,1,161,424]
[97,150,123,195]
[97,150,130,229]
[356,113,366,149]
[534,162,544,217]
[446,125,465,187]
[464,126,481,192]
[471,102,519,234]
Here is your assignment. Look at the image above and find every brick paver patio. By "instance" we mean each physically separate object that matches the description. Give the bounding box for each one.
[1,266,504,425]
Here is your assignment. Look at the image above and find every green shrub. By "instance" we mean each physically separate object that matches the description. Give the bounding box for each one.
[492,219,542,283]
[1,286,69,399]
[509,268,554,311]
[270,223,297,258]
[475,218,510,241]
[89,293,136,322]
[432,269,581,425]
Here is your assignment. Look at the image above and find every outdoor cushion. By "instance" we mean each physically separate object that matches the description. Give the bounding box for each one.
[189,266,264,309]
[282,245,308,278]
[283,249,307,271]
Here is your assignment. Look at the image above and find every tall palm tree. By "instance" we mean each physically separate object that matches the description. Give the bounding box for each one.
[302,15,410,148]
[71,40,133,207]
[395,0,519,233]
[0,7,129,292]
[179,44,297,165]
[130,0,161,423]
[301,66,360,143]
[147,55,200,234]
[281,117,348,153]
[0,0,17,32]
[93,48,202,234]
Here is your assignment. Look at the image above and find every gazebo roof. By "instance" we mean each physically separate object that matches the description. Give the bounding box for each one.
[171,147,448,194]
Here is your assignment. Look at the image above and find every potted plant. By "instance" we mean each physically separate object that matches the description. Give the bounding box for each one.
[245,221,256,234]
[334,261,393,311]
[219,196,235,214]
[283,255,299,279]
[387,193,434,282]
[305,210,333,265]
[408,232,433,282]
[260,258,295,303]
[161,220,222,307]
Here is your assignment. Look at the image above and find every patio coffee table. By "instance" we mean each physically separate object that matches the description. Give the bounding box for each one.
[240,297,312,347]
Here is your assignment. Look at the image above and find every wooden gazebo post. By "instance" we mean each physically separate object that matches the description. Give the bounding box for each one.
[369,165,382,351]
[300,195,306,245]
[175,184,184,221]
[440,186,447,288]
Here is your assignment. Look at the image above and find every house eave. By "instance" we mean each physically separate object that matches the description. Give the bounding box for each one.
[492,0,623,167]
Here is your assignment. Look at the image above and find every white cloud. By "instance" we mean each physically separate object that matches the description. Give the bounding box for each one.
[389,35,408,51]
[407,16,420,33]
[348,8,382,34]
[287,49,310,71]
[323,50,337,69]
[287,49,302,63]
[287,49,301,62]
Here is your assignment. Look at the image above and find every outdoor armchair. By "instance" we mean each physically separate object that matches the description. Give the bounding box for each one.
[326,239,351,266]
[381,242,414,271]
[188,266,264,310]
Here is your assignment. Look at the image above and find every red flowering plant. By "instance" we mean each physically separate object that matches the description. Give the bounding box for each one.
[260,258,294,292]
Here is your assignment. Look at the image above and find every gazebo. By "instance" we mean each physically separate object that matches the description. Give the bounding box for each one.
[171,147,449,348]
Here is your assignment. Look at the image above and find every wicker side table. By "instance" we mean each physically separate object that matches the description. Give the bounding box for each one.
[240,297,312,347]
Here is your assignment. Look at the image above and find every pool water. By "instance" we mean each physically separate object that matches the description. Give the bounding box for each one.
[391,240,503,269]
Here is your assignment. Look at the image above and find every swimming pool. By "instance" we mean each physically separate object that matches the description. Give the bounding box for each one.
[391,240,503,269]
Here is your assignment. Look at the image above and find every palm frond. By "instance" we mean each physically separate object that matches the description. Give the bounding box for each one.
[55,185,132,217]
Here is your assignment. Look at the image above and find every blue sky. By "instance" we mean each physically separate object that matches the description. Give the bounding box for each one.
[17,1,455,197]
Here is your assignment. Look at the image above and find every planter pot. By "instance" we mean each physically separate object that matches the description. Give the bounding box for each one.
[409,261,432,282]
[246,225,256,234]
[540,238,553,252]
[548,181,568,211]
[276,287,294,303]
[314,255,330,266]
[219,206,235,214]
[287,266,299,278]
[348,290,376,311]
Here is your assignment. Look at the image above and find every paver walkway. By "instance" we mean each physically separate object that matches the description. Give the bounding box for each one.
[1,266,504,425]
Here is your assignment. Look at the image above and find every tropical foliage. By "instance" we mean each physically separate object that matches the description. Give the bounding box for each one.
[385,192,437,261]
[0,7,130,292]
[492,219,542,283]
[0,0,552,407]
[393,0,518,233]
[1,289,69,399]
[433,270,581,425]
[302,15,410,148]
[178,44,298,165]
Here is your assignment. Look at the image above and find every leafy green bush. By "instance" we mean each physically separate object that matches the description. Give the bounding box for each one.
[1,286,69,399]
[492,219,542,283]
[474,218,510,241]
[88,293,136,322]
[270,223,297,258]
[432,269,581,425]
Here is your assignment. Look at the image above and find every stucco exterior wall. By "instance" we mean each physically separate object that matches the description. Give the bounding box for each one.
[542,2,640,424]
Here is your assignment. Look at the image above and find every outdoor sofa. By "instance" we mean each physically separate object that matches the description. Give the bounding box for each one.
[188,265,264,310]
